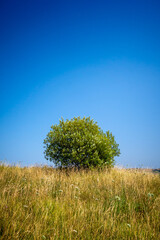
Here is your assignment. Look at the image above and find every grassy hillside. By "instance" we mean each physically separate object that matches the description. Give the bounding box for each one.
[0,165,160,239]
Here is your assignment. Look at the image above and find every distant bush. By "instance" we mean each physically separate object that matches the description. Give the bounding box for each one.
[44,117,120,169]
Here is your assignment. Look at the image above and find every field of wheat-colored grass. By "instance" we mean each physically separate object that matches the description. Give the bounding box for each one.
[0,164,160,239]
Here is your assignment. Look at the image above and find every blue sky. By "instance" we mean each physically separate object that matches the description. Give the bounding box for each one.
[0,0,160,168]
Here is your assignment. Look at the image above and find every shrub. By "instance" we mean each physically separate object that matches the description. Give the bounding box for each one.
[44,117,120,169]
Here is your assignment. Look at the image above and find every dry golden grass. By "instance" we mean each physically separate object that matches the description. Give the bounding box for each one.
[0,164,160,239]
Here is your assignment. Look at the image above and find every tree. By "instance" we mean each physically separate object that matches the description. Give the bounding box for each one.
[44,117,120,169]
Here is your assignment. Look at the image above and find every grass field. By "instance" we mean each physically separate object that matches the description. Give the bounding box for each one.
[0,164,160,240]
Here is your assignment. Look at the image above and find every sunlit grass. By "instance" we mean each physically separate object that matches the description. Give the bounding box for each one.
[0,164,160,239]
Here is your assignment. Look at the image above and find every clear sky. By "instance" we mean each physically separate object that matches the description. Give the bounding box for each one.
[0,0,160,168]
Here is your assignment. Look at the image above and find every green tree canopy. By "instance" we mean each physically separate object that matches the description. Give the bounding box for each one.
[44,117,120,169]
